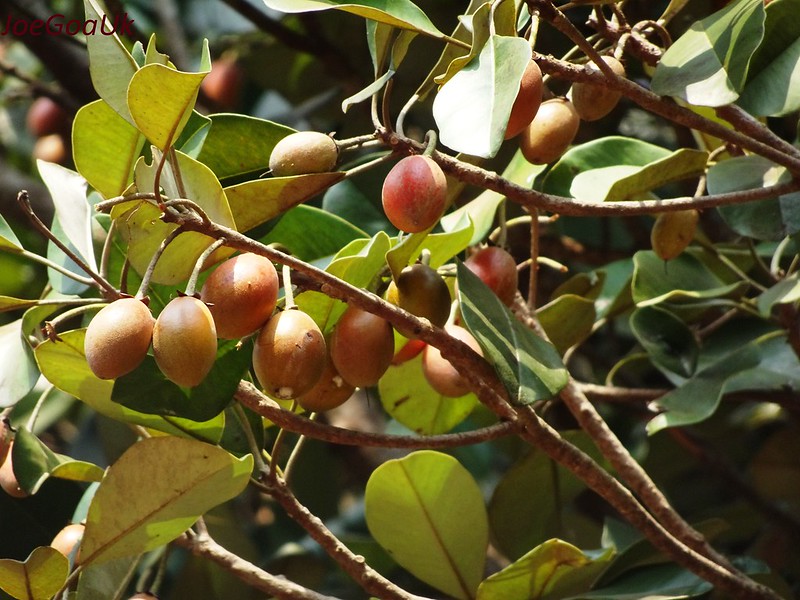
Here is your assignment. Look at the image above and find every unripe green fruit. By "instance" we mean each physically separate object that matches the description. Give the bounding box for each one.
[0,442,27,498]
[153,296,217,388]
[296,354,355,412]
[330,305,394,387]
[200,253,279,339]
[269,131,338,176]
[505,60,544,139]
[253,309,326,399]
[650,209,699,261]
[84,298,155,380]
[50,523,84,561]
[571,56,626,122]
[464,247,519,306]
[519,98,580,165]
[382,155,448,233]
[387,263,451,332]
[422,324,483,397]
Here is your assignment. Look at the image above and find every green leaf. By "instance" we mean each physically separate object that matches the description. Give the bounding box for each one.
[76,556,142,600]
[365,450,487,599]
[193,114,294,180]
[738,0,800,116]
[0,213,23,250]
[34,329,224,443]
[225,172,345,233]
[73,100,145,198]
[651,0,765,106]
[631,251,746,306]
[707,155,800,240]
[45,214,91,296]
[0,319,39,408]
[386,213,473,280]
[434,2,492,86]
[12,427,104,495]
[630,306,699,377]
[537,294,596,354]
[378,354,478,435]
[112,340,253,422]
[261,0,444,39]
[569,149,708,202]
[571,562,712,599]
[477,540,613,600]
[757,273,800,315]
[0,547,69,600]
[0,296,40,313]
[457,262,569,405]
[433,35,531,158]
[80,436,253,565]
[128,64,208,150]
[83,0,138,123]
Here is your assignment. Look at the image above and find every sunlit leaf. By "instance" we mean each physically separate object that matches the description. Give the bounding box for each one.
[0,319,39,408]
[0,214,23,250]
[0,547,69,600]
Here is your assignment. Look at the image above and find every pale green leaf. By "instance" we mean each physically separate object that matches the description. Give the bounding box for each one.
[0,319,39,408]
[537,294,596,354]
[434,2,492,86]
[385,212,473,279]
[0,547,69,600]
[0,213,23,250]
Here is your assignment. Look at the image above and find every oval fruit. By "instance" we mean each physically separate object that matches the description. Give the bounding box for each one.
[330,305,394,387]
[127,595,158,600]
[252,309,326,399]
[32,134,68,164]
[296,354,355,412]
[422,325,483,397]
[651,209,699,261]
[269,131,338,176]
[153,296,217,388]
[50,523,85,561]
[201,57,245,110]
[0,442,27,498]
[84,298,155,380]
[464,247,519,305]
[27,96,68,137]
[505,60,543,139]
[389,263,451,332]
[200,253,278,339]
[519,98,580,165]
[382,155,448,233]
[571,56,626,122]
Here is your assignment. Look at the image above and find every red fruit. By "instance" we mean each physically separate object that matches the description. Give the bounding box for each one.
[201,57,245,110]
[505,60,543,139]
[252,309,326,399]
[330,305,394,387]
[422,325,483,397]
[84,298,155,380]
[464,247,519,306]
[153,296,217,388]
[50,523,85,561]
[392,338,427,365]
[0,442,28,498]
[200,253,278,339]
[26,97,68,137]
[382,155,448,233]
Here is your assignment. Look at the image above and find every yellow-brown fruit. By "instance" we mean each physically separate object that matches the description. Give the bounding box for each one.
[0,442,28,498]
[253,309,326,399]
[200,253,279,339]
[330,305,394,387]
[390,264,451,332]
[651,209,699,261]
[519,98,580,165]
[422,325,483,397]
[269,132,338,176]
[296,354,355,412]
[50,523,85,561]
[84,298,155,380]
[571,56,626,122]
[153,296,217,388]
[33,134,67,165]
[505,60,544,139]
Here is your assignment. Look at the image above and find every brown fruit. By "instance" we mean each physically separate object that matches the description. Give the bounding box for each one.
[464,247,519,305]
[50,523,85,561]
[84,298,155,380]
[0,442,28,498]
[32,134,67,165]
[127,595,159,600]
[422,325,483,397]
[296,354,355,412]
[26,97,68,137]
[330,305,394,387]
[153,296,217,388]
[571,56,626,122]
[650,209,699,261]
[505,60,544,139]
[519,98,580,165]
[382,155,448,233]
[201,57,245,110]
[200,253,278,339]
[389,263,451,332]
[269,131,338,176]
[252,309,326,399]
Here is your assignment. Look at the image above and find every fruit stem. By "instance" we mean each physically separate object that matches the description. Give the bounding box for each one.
[395,93,419,138]
[44,303,107,336]
[422,130,438,157]
[269,401,297,482]
[342,151,395,180]
[99,218,117,284]
[419,248,432,267]
[185,238,227,297]
[136,227,183,299]
[282,264,296,309]
[232,403,269,475]
[25,384,57,432]
[336,133,380,151]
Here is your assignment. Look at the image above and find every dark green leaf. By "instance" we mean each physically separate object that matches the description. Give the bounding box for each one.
[537,294,596,354]
[630,306,699,377]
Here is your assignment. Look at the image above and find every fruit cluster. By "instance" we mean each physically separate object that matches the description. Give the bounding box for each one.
[27,96,70,165]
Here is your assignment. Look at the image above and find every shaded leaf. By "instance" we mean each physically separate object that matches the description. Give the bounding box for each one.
[757,273,800,315]
[571,562,712,599]
[630,306,699,377]
[537,294,596,354]
[76,555,142,600]
[365,450,487,600]
[80,437,253,565]
[0,547,69,600]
